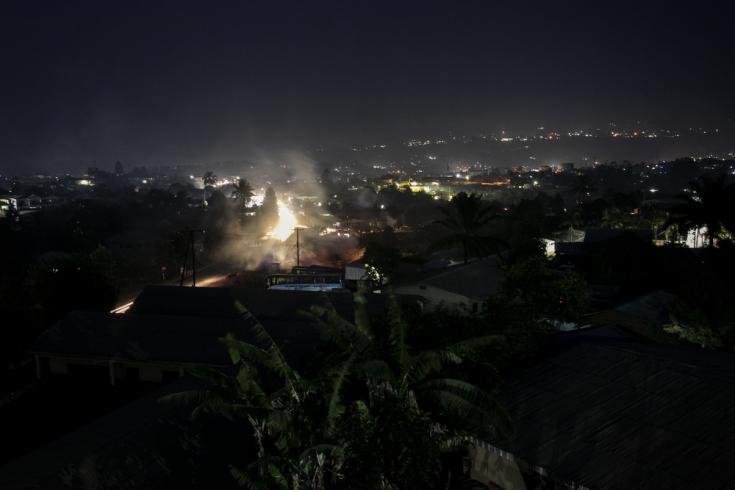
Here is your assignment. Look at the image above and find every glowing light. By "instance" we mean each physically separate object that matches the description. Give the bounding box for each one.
[196,275,227,287]
[268,203,298,241]
[110,301,133,314]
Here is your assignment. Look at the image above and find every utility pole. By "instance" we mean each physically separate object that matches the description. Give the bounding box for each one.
[295,226,306,267]
[295,227,301,267]
[179,229,204,287]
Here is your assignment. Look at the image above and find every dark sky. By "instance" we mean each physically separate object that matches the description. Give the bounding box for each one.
[1,1,733,172]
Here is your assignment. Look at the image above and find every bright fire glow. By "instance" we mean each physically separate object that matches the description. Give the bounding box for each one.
[268,203,298,241]
[110,301,133,314]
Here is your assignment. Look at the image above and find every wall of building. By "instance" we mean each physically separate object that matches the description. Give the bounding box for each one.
[468,445,527,490]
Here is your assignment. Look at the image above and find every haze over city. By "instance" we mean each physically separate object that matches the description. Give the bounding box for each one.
[1,1,733,173]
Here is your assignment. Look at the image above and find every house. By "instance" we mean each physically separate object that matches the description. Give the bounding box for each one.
[471,327,735,489]
[17,194,43,210]
[0,195,19,218]
[555,228,653,267]
[30,286,423,385]
[393,256,504,311]
[585,289,678,342]
[344,259,369,286]
[31,311,256,384]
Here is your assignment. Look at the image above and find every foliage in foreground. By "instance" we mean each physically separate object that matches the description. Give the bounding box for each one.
[165,292,505,489]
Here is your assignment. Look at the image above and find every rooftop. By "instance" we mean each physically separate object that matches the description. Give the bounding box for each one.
[493,329,735,488]
[396,256,504,300]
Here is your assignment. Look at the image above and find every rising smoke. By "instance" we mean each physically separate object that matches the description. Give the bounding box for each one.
[209,151,362,272]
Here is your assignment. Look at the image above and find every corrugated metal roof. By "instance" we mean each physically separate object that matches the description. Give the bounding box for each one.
[493,334,735,488]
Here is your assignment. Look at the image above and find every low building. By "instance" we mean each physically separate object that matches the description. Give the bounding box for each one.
[0,195,19,218]
[30,286,422,385]
[393,256,504,311]
[344,259,369,286]
[555,228,653,268]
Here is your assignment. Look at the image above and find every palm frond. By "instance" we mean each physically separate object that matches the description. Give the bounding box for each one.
[222,333,272,367]
[406,349,462,386]
[353,286,373,339]
[233,301,300,394]
[448,335,505,359]
[386,292,410,374]
[325,355,355,435]
[353,359,395,384]
[417,378,511,436]
[303,299,373,355]
[298,443,344,463]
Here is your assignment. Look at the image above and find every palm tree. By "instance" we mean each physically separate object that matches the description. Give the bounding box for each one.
[665,174,735,247]
[232,178,254,211]
[202,171,217,206]
[432,192,502,264]
[306,292,506,434]
[164,302,341,488]
[165,292,505,489]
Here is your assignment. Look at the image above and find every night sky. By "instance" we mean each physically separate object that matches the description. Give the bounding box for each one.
[1,1,733,172]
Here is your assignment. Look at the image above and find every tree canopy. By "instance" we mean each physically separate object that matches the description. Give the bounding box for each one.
[432,192,502,264]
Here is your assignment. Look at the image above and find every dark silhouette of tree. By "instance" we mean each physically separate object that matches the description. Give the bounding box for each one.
[230,178,254,227]
[114,160,124,176]
[432,192,502,264]
[665,299,735,351]
[362,240,400,287]
[501,255,590,324]
[202,171,217,186]
[25,250,119,326]
[259,186,279,230]
[320,167,332,185]
[665,174,735,247]
[570,173,597,204]
[202,171,217,206]
[232,178,254,210]
[663,244,735,350]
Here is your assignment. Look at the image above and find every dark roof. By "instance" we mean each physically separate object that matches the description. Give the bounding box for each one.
[587,290,678,342]
[32,287,421,368]
[555,241,587,256]
[615,290,677,325]
[396,256,504,300]
[493,331,735,489]
[129,286,366,322]
[0,378,241,490]
[583,228,653,244]
[30,311,266,366]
